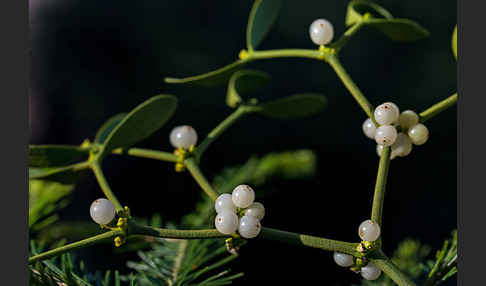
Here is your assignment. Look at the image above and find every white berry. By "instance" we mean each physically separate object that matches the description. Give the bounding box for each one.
[399,110,419,129]
[374,102,400,125]
[361,262,382,280]
[215,193,237,214]
[392,132,413,157]
[333,252,354,267]
[376,145,397,160]
[358,220,381,242]
[408,123,429,145]
[244,202,265,220]
[362,118,377,139]
[238,215,261,239]
[169,125,198,149]
[90,198,116,225]
[232,185,255,208]
[374,125,397,146]
[309,19,334,45]
[214,210,239,235]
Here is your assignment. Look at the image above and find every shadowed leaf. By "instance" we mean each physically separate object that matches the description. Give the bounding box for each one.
[227,70,271,108]
[257,94,327,119]
[94,113,127,144]
[246,0,282,51]
[29,145,90,168]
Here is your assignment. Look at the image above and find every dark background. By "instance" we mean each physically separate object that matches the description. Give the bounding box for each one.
[29,0,456,285]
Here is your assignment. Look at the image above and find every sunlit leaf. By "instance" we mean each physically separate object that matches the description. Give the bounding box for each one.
[165,60,247,87]
[246,0,282,51]
[94,113,127,144]
[452,25,457,60]
[29,165,87,184]
[101,95,177,156]
[256,94,327,119]
[227,70,271,108]
[346,0,393,26]
[29,145,90,168]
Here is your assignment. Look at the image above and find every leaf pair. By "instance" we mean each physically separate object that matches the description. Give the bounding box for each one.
[165,0,281,87]
[30,95,178,182]
[346,0,429,42]
[227,70,327,119]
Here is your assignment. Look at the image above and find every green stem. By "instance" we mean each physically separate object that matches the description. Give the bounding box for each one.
[371,146,391,226]
[370,250,417,286]
[260,227,360,256]
[195,106,250,159]
[91,162,123,212]
[112,147,178,162]
[248,49,326,61]
[419,93,457,123]
[184,157,219,201]
[330,21,365,51]
[128,221,226,239]
[327,53,375,120]
[28,230,122,264]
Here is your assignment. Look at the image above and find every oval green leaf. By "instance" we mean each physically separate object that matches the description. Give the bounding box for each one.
[346,0,393,27]
[257,94,327,119]
[227,70,271,108]
[452,25,457,60]
[95,113,127,144]
[165,60,248,87]
[102,95,177,156]
[29,145,90,168]
[246,0,282,51]
[366,18,430,42]
[29,165,87,184]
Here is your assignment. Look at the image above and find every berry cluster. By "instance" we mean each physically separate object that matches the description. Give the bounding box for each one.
[362,103,429,159]
[214,185,265,239]
[333,220,383,280]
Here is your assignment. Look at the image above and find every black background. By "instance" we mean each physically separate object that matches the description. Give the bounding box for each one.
[30,0,456,285]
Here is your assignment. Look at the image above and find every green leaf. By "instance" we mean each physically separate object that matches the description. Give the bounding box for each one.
[452,25,457,60]
[256,94,327,119]
[94,113,127,144]
[101,95,177,156]
[346,0,393,26]
[366,18,430,42]
[165,60,247,87]
[246,0,282,51]
[227,70,271,108]
[29,145,90,168]
[29,164,88,184]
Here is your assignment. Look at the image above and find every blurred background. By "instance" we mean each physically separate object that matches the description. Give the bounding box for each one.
[30,0,456,285]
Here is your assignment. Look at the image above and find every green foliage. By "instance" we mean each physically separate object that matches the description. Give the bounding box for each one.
[29,164,88,183]
[124,238,243,286]
[95,113,128,144]
[424,230,457,286]
[346,0,429,42]
[246,0,282,51]
[226,70,271,108]
[29,180,75,232]
[101,95,177,156]
[256,94,327,119]
[452,25,457,60]
[29,145,90,167]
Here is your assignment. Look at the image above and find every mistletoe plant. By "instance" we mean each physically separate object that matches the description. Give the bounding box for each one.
[29,1,457,285]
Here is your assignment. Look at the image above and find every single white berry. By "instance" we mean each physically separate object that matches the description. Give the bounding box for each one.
[169,125,198,149]
[215,193,237,214]
[408,123,429,145]
[358,220,381,242]
[244,202,265,220]
[214,210,239,235]
[238,215,261,239]
[90,198,116,225]
[309,19,334,45]
[374,125,397,146]
[398,110,419,129]
[361,262,382,280]
[391,132,413,157]
[374,102,400,125]
[376,145,397,160]
[333,252,354,267]
[362,118,377,139]
[232,185,255,208]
